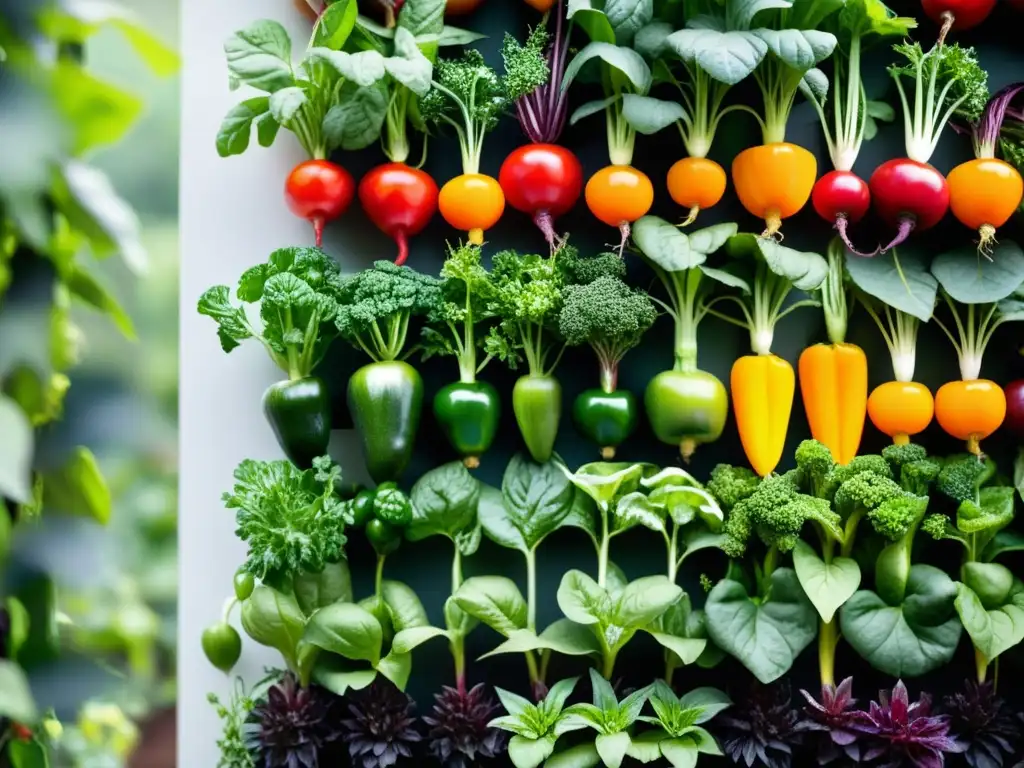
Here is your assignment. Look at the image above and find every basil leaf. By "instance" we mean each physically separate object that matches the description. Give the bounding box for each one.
[956,564,1024,662]
[304,602,383,665]
[840,564,961,677]
[704,569,817,684]
[621,94,686,135]
[216,97,270,157]
[408,461,480,542]
[557,570,610,625]
[614,576,683,626]
[391,625,448,654]
[844,247,937,321]
[380,580,430,631]
[931,242,1024,305]
[562,462,654,508]
[313,0,358,49]
[224,20,294,93]
[482,456,576,553]
[376,649,412,689]
[294,561,353,615]
[509,735,557,768]
[792,540,860,623]
[479,620,601,659]
[241,585,305,666]
[596,732,632,767]
[564,42,652,92]
[312,655,377,696]
[453,576,529,636]
[322,81,389,151]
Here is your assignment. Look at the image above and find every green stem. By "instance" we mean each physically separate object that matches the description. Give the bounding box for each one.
[450,546,467,694]
[762,546,779,594]
[819,619,840,687]
[667,525,680,583]
[385,87,412,164]
[375,555,386,610]
[597,505,611,589]
[602,646,619,679]
[976,646,989,683]
[526,549,538,632]
[822,241,848,344]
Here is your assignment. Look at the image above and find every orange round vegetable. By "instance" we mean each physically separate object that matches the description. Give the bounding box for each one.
[666,157,726,226]
[731,143,817,237]
[867,381,934,445]
[935,379,1006,455]
[731,354,794,477]
[798,342,867,466]
[585,165,654,229]
[524,0,556,9]
[947,158,1023,253]
[439,173,505,245]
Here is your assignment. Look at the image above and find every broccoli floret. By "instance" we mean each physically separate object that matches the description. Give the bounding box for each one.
[335,261,441,362]
[562,251,627,285]
[707,464,760,512]
[833,472,905,518]
[921,513,958,541]
[373,482,413,527]
[881,443,928,474]
[936,454,996,505]
[899,458,943,497]
[826,454,892,487]
[792,439,836,498]
[724,475,841,555]
[868,494,929,542]
[558,277,657,392]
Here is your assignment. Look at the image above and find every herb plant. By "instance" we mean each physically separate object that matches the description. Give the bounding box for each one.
[488,677,582,768]
[557,669,654,768]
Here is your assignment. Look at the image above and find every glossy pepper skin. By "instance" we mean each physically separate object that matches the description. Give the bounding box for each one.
[348,361,423,484]
[366,519,402,556]
[645,370,728,461]
[732,354,795,477]
[202,622,242,673]
[513,375,561,463]
[573,389,637,459]
[262,377,331,469]
[433,381,500,468]
[798,343,868,465]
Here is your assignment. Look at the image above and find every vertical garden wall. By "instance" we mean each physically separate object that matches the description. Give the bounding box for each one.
[179,0,1024,765]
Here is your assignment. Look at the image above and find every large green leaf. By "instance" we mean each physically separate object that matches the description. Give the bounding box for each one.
[0,395,33,503]
[322,80,389,151]
[567,0,617,44]
[931,242,1024,305]
[844,247,937,321]
[42,446,111,524]
[704,569,817,683]
[840,565,961,677]
[224,19,295,93]
[381,580,430,631]
[294,561,353,616]
[408,461,480,542]
[52,62,142,155]
[453,576,529,637]
[620,95,686,136]
[665,28,767,85]
[479,456,576,553]
[792,540,860,623]
[752,29,836,72]
[314,0,359,49]
[956,563,1024,662]
[241,586,306,667]
[480,620,601,659]
[563,42,652,92]
[604,0,654,44]
[304,602,383,665]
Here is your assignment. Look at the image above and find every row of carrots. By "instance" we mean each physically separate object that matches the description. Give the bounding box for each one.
[269,0,1024,262]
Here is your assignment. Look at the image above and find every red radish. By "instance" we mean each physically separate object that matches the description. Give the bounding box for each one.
[285,159,355,247]
[812,170,873,253]
[922,0,996,40]
[359,163,439,266]
[867,39,983,252]
[504,0,578,248]
[869,159,950,252]
[1004,379,1024,438]
[499,144,582,247]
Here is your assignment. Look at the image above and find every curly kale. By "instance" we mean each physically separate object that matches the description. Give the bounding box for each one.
[373,482,413,527]
[562,250,627,285]
[485,248,569,376]
[198,246,342,380]
[421,244,497,382]
[420,40,547,174]
[224,455,351,580]
[558,276,657,393]
[335,261,442,362]
[706,464,760,512]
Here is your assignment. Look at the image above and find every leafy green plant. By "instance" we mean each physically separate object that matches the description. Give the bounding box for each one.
[626,681,730,767]
[489,676,584,768]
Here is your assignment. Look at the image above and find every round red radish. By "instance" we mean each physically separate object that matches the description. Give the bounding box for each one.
[1003,379,1024,438]
[285,159,355,247]
[358,163,438,266]
[499,143,583,247]
[922,0,996,31]
[869,159,949,253]
[813,170,875,255]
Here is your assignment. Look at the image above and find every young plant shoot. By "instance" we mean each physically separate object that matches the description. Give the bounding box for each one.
[198,247,342,468]
[924,454,1020,682]
[629,13,750,225]
[500,4,583,248]
[706,234,828,476]
[335,261,442,482]
[422,244,500,467]
[870,40,988,252]
[803,0,914,253]
[486,248,570,462]
[929,242,1024,455]
[420,36,548,244]
[488,677,586,768]
[948,83,1024,254]
[728,0,839,237]
[219,9,392,245]
[565,3,655,252]
[844,247,939,445]
[560,671,654,768]
[797,239,868,466]
[558,259,657,459]
[631,216,739,461]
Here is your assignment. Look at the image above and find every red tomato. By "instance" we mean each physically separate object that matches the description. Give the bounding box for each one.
[284,159,355,247]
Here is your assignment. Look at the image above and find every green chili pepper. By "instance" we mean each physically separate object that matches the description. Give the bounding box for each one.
[351,489,377,528]
[201,621,242,673]
[572,389,637,459]
[233,569,255,602]
[433,382,500,468]
[348,361,423,484]
[365,518,402,556]
[262,377,331,469]
[512,374,561,463]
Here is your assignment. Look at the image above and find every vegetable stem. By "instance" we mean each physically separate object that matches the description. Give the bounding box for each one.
[375,554,386,610]
[384,87,412,164]
[597,504,610,589]
[858,295,919,382]
[822,240,849,344]
[931,295,1005,381]
[818,619,839,687]
[976,646,989,683]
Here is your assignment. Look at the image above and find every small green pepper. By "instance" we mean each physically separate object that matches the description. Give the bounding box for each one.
[262,377,332,470]
[201,621,242,673]
[233,568,255,602]
[365,519,401,556]
[351,489,377,528]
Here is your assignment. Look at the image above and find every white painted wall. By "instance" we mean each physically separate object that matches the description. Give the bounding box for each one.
[178,1,362,762]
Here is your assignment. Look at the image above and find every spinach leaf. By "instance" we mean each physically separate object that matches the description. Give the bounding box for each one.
[956,563,1024,663]
[931,242,1024,305]
[294,560,353,616]
[408,461,480,542]
[792,540,860,623]
[844,247,937,321]
[240,585,306,669]
[224,20,294,93]
[454,576,529,637]
[704,569,817,684]
[303,602,383,665]
[479,456,576,553]
[840,564,961,677]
